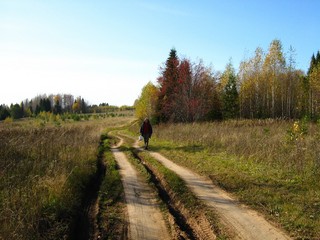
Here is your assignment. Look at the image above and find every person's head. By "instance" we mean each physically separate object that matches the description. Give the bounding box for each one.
[144,118,149,123]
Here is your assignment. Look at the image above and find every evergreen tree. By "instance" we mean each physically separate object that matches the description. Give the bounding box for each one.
[29,100,33,114]
[308,51,320,119]
[81,98,87,113]
[20,101,25,118]
[157,48,180,122]
[0,104,10,120]
[308,54,316,75]
[222,63,239,119]
[35,104,41,115]
[316,51,320,64]
[53,98,62,114]
[44,98,52,112]
[10,103,23,119]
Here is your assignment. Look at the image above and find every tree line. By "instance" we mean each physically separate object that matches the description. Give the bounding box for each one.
[135,39,320,123]
[0,93,133,121]
[0,94,88,120]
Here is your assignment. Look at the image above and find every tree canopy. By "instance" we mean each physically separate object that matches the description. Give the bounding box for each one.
[137,41,320,123]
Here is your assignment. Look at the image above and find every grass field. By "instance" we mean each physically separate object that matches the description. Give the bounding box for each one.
[147,119,320,239]
[2,116,319,239]
[0,115,133,240]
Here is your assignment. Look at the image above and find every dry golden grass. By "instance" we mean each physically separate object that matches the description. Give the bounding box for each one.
[154,119,320,172]
[151,119,320,238]
[0,116,134,240]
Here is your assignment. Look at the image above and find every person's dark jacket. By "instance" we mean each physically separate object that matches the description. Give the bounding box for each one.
[140,120,153,137]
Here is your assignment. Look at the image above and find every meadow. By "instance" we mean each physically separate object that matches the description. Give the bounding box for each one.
[151,119,320,239]
[0,115,133,240]
[2,116,320,239]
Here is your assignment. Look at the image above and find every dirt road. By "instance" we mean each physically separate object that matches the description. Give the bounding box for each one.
[147,150,291,240]
[111,140,170,240]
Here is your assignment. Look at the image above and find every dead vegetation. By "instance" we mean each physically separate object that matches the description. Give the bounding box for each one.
[0,117,133,240]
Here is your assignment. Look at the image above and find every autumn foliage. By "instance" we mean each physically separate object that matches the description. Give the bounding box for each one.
[156,49,221,122]
[136,41,320,123]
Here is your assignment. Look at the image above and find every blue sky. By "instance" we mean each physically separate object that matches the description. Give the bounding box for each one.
[1,0,319,106]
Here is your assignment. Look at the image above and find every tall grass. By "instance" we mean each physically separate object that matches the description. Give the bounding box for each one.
[155,119,320,173]
[152,119,320,238]
[0,117,133,240]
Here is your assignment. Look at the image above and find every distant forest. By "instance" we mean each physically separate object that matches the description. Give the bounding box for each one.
[0,94,133,121]
[135,39,320,123]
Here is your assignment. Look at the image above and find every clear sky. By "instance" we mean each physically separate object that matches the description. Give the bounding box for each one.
[1,0,319,106]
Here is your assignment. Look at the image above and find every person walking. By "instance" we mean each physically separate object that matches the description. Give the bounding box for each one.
[140,118,153,150]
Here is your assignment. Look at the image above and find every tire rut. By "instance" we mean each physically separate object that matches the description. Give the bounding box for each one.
[131,149,197,240]
[147,151,292,240]
[110,138,170,240]
[130,136,217,240]
[71,134,106,240]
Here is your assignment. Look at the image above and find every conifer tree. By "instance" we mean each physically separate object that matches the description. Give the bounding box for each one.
[222,62,239,119]
[157,48,180,122]
[308,51,320,119]
[10,103,23,119]
[308,54,316,75]
[316,51,320,64]
[0,104,10,120]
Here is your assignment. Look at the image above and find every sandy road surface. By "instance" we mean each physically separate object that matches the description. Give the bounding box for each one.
[111,140,170,240]
[147,151,291,240]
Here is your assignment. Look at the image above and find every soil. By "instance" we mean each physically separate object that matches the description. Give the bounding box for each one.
[147,150,292,240]
[133,139,218,240]
[111,139,171,240]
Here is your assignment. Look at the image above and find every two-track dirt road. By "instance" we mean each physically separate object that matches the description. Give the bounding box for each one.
[147,150,291,240]
[111,139,170,240]
[110,133,291,239]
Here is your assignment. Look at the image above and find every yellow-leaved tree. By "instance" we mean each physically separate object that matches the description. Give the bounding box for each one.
[135,81,159,123]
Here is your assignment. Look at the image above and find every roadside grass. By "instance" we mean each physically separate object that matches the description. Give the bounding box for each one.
[149,120,320,239]
[0,116,133,240]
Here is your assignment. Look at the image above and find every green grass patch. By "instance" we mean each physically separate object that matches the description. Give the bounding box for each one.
[150,129,320,239]
[137,150,228,239]
[140,151,199,209]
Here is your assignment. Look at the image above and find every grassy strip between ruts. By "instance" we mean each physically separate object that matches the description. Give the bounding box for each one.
[149,136,319,239]
[113,133,175,236]
[96,133,127,240]
[137,150,230,240]
[118,132,229,239]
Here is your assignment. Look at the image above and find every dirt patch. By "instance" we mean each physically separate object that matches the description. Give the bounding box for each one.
[132,140,217,240]
[111,140,170,240]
